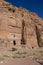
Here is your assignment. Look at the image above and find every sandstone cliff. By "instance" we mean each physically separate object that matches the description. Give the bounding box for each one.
[0,0,43,49]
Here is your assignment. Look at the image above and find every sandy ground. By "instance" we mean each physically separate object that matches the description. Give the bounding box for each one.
[0,47,43,65]
[0,57,40,65]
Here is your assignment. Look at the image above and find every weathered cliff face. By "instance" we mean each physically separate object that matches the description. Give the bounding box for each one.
[0,0,43,49]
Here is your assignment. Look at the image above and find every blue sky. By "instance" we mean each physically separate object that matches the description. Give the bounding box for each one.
[5,0,43,18]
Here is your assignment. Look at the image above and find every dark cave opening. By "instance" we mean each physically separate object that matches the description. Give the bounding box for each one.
[13,40,16,45]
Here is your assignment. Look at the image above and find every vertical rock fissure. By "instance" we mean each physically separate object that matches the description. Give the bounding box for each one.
[21,20,26,45]
[35,25,41,47]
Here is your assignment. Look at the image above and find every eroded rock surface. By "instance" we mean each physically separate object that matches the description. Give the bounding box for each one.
[0,0,43,49]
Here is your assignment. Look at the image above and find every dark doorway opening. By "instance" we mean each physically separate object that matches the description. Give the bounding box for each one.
[13,40,16,45]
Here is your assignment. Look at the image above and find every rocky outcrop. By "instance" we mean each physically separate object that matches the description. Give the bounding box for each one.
[0,0,43,49]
